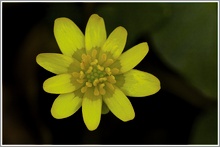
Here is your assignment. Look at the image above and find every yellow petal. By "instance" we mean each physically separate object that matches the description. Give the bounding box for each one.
[102,102,110,114]
[103,87,135,121]
[36,53,80,74]
[82,88,102,131]
[85,14,106,53]
[54,17,84,57]
[116,69,160,97]
[43,74,82,94]
[102,26,127,59]
[51,92,82,119]
[117,42,149,73]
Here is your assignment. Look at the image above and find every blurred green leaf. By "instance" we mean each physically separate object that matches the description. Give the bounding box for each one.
[151,3,217,99]
[190,107,217,144]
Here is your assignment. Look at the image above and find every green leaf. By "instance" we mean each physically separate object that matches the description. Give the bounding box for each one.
[151,3,217,99]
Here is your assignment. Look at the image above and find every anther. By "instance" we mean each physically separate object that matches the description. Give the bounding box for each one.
[100,54,107,64]
[76,79,84,84]
[111,68,120,75]
[72,72,79,78]
[86,82,92,87]
[92,49,98,59]
[105,67,111,75]
[81,86,87,93]
[90,59,98,65]
[79,71,85,79]
[99,77,107,82]
[107,75,116,84]
[99,83,106,95]
[80,62,85,70]
[106,82,115,91]
[97,65,104,71]
[86,66,93,73]
[81,54,91,65]
[100,89,106,95]
[103,59,114,67]
[94,87,100,96]
[81,54,87,61]
[102,54,107,61]
[93,79,99,86]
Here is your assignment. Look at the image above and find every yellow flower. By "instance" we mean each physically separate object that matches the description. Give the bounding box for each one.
[36,14,160,131]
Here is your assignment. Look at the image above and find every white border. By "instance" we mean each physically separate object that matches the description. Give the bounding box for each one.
[1,1,219,146]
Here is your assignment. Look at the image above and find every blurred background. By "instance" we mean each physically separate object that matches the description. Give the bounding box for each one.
[2,2,218,145]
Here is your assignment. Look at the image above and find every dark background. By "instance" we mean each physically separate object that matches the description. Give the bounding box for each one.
[2,2,218,144]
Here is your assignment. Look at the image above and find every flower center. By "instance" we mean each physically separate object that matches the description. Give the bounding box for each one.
[73,49,120,96]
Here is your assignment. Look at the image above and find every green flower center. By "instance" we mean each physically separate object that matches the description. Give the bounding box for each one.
[73,49,120,96]
[86,66,105,82]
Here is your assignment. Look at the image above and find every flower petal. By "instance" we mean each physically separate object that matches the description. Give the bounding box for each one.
[103,87,135,121]
[102,26,127,59]
[82,88,102,131]
[85,14,106,53]
[36,53,80,74]
[116,42,149,73]
[51,92,82,119]
[116,69,160,97]
[54,17,84,57]
[43,74,82,94]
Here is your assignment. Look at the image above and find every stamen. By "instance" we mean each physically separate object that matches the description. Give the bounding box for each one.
[106,82,115,91]
[102,54,107,61]
[93,79,99,86]
[86,82,92,87]
[80,62,85,70]
[99,53,107,64]
[79,71,85,79]
[81,54,91,68]
[105,67,111,75]
[79,50,118,96]
[90,59,98,65]
[72,72,79,78]
[81,54,87,61]
[99,83,106,95]
[94,87,100,96]
[92,49,98,59]
[86,55,91,63]
[103,59,114,67]
[97,65,104,71]
[77,79,84,84]
[99,77,107,82]
[111,68,120,75]
[107,75,116,84]
[86,66,93,73]
[81,86,87,93]
[100,89,106,95]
